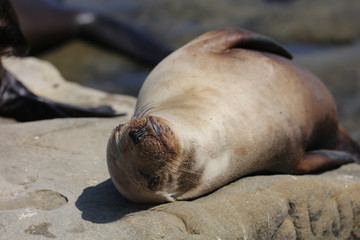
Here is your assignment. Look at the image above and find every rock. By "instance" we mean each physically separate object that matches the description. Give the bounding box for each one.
[0,117,359,239]
[2,57,136,115]
[0,117,17,124]
[38,40,152,96]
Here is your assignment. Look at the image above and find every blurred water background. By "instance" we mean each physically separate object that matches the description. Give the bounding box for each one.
[37,0,360,140]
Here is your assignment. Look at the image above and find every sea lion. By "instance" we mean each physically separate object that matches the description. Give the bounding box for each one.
[0,0,122,121]
[107,28,360,203]
[11,0,171,65]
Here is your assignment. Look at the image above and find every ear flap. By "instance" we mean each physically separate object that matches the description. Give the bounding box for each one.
[0,0,28,56]
[204,28,292,59]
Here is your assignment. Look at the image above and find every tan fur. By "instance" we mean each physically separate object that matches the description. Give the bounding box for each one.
[107,28,356,203]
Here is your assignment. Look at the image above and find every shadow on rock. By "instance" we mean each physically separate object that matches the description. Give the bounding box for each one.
[75,179,156,223]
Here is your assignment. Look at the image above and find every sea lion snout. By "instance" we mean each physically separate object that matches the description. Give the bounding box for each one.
[128,116,163,145]
[129,129,147,145]
[107,115,187,202]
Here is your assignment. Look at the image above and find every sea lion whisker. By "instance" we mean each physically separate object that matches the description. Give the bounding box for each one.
[150,154,198,174]
[133,103,157,118]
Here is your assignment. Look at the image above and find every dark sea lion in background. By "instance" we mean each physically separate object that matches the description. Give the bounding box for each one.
[0,0,122,121]
[11,0,171,65]
[107,28,360,203]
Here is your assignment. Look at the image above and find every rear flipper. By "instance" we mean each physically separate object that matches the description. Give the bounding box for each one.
[334,126,360,163]
[294,150,355,174]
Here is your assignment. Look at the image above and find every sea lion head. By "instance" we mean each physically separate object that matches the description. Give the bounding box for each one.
[107,115,198,203]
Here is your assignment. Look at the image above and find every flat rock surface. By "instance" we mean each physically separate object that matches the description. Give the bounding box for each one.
[0,117,359,240]
[3,57,136,115]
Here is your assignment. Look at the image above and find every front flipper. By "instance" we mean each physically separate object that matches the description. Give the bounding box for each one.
[0,71,124,122]
[200,27,292,59]
[294,150,355,174]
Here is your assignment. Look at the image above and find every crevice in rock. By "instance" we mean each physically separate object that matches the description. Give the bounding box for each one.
[24,222,56,238]
[0,189,68,211]
[150,209,200,235]
[19,121,99,154]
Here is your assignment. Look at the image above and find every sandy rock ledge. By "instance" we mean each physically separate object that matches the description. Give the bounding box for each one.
[3,57,136,115]
[0,117,359,240]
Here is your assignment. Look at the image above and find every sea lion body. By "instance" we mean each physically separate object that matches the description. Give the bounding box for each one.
[107,28,360,203]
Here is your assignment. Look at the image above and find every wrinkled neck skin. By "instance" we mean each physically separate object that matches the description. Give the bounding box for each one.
[145,111,235,201]
[107,111,209,203]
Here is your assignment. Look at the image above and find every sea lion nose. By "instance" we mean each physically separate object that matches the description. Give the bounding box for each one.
[129,128,147,145]
[115,124,124,132]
